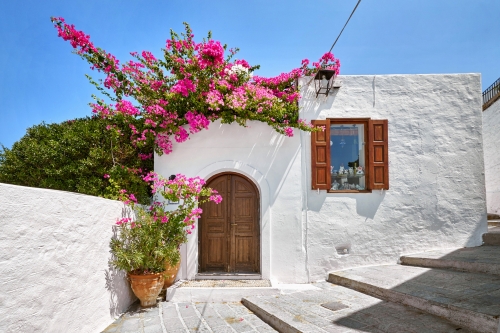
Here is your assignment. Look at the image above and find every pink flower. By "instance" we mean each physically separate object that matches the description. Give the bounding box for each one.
[155,132,173,155]
[206,89,224,110]
[103,174,110,179]
[226,87,248,110]
[116,217,132,225]
[91,103,112,118]
[184,207,203,223]
[115,100,140,116]
[198,40,224,68]
[209,194,223,204]
[175,127,189,143]
[51,17,97,54]
[185,111,210,133]
[234,59,250,68]
[141,51,157,64]
[170,78,196,97]
[52,18,342,158]
[138,153,153,160]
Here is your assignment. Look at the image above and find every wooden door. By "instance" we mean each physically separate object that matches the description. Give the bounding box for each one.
[199,173,260,273]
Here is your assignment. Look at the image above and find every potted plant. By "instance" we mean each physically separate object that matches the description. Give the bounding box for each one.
[110,172,222,307]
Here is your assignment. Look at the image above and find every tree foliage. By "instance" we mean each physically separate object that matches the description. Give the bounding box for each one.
[0,116,153,203]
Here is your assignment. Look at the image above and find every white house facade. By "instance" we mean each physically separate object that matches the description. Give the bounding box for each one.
[155,73,487,284]
[482,79,500,216]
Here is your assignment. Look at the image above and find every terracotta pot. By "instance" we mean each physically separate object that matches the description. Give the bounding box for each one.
[128,271,165,307]
[163,259,181,289]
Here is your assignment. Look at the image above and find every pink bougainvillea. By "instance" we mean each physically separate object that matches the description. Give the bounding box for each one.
[170,78,197,97]
[120,171,223,230]
[51,18,341,156]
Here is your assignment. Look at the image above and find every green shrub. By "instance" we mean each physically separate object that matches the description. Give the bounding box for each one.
[0,116,153,204]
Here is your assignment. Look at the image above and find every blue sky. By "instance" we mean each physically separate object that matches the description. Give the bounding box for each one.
[1,0,499,149]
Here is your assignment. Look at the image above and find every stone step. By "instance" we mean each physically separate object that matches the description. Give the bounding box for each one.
[242,282,478,333]
[167,285,280,303]
[484,226,500,245]
[488,213,500,220]
[400,246,500,276]
[488,219,500,227]
[328,265,500,333]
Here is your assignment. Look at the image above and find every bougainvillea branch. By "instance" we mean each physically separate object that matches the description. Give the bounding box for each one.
[51,17,340,156]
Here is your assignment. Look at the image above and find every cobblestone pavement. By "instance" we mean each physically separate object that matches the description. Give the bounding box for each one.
[102,300,277,333]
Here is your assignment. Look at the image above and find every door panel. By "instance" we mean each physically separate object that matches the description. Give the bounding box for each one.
[200,176,228,272]
[200,173,260,273]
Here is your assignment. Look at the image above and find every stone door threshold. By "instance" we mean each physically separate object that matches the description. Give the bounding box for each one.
[195,273,262,280]
[181,279,271,288]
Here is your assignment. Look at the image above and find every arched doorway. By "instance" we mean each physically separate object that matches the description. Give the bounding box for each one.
[199,172,260,273]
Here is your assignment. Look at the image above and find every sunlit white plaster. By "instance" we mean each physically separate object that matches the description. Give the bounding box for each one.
[483,97,500,215]
[156,74,487,283]
[0,183,135,333]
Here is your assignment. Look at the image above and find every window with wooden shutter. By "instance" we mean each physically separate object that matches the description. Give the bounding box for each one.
[311,120,330,190]
[368,119,389,190]
[311,118,389,192]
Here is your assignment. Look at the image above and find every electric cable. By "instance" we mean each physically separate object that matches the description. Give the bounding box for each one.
[307,0,362,85]
[328,0,362,53]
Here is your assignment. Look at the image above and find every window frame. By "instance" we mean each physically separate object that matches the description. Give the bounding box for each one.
[328,118,371,193]
[311,117,389,193]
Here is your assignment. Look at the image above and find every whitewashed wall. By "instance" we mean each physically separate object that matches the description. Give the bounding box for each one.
[0,183,135,333]
[301,74,486,281]
[483,97,500,215]
[156,73,487,283]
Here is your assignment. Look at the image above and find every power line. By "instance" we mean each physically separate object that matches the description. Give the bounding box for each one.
[328,0,362,53]
[306,0,361,85]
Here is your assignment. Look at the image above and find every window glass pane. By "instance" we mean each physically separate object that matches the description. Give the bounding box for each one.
[330,124,366,191]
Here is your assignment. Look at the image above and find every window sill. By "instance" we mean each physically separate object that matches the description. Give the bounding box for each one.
[327,190,373,194]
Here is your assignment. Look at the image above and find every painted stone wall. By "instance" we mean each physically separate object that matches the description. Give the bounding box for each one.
[483,97,500,215]
[155,73,487,283]
[0,183,135,333]
[300,74,486,281]
[155,121,305,282]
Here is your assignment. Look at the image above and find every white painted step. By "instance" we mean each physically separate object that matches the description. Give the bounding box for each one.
[328,265,500,333]
[167,284,279,303]
[242,282,478,333]
[400,246,500,276]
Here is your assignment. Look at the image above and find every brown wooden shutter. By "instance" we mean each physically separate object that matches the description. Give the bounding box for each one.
[311,120,331,190]
[368,119,389,190]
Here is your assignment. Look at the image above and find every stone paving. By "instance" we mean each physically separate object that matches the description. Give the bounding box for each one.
[330,264,500,317]
[329,264,499,332]
[243,282,476,333]
[102,299,277,333]
[102,280,480,333]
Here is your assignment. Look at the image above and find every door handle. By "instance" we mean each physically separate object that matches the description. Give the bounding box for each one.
[231,223,237,226]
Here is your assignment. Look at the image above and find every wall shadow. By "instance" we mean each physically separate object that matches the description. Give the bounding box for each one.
[307,191,385,220]
[104,266,134,318]
[106,210,136,318]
